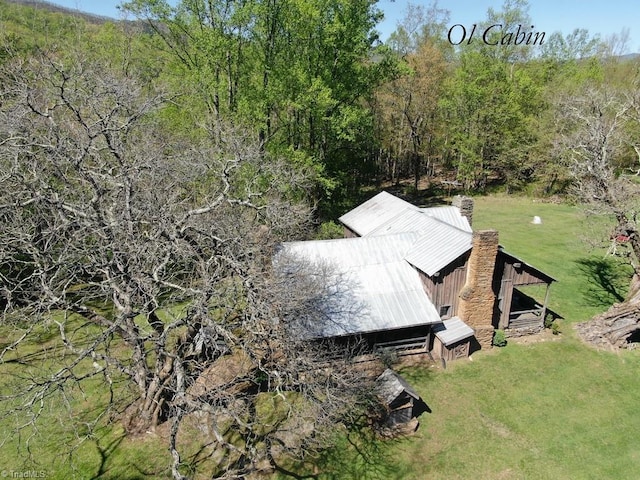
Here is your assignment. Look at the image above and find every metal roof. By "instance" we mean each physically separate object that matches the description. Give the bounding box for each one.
[280,234,442,338]
[364,209,472,276]
[403,221,472,276]
[367,207,439,237]
[338,191,419,236]
[424,206,472,232]
[338,193,472,277]
[339,191,472,237]
[432,317,475,346]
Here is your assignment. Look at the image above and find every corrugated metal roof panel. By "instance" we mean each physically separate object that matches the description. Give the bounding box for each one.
[284,232,420,267]
[339,192,471,238]
[367,208,438,237]
[280,234,442,338]
[403,223,472,276]
[338,191,418,236]
[433,317,475,346]
[424,206,472,232]
[364,208,472,276]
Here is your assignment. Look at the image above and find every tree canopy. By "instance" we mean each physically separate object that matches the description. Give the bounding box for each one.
[2,0,640,477]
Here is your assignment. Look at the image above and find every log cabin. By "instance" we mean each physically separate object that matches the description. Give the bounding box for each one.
[280,192,554,361]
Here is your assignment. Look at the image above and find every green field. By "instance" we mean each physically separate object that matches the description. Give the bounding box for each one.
[2,195,638,479]
[308,195,640,480]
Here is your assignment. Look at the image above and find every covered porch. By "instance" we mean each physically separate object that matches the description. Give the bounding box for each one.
[495,249,555,332]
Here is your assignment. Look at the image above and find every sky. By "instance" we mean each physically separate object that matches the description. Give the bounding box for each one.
[47,0,640,53]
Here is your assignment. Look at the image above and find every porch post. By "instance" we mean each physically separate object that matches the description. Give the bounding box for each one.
[540,283,551,326]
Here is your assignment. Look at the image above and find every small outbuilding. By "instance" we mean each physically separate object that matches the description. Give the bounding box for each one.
[432,316,475,362]
[374,369,429,433]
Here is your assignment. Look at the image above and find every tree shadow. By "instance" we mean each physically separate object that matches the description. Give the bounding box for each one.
[575,257,633,307]
[89,430,170,480]
[90,432,126,480]
[281,417,413,480]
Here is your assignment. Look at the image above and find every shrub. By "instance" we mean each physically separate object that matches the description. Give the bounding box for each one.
[379,348,398,368]
[493,329,507,347]
[544,313,554,329]
[315,221,344,240]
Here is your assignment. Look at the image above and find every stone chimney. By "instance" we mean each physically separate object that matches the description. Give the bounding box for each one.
[452,195,474,227]
[457,230,499,349]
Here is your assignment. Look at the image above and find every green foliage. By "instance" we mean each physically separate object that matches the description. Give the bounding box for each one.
[544,312,554,329]
[315,221,344,240]
[0,0,92,53]
[493,329,507,347]
[371,0,629,196]
[122,0,389,213]
[294,195,639,480]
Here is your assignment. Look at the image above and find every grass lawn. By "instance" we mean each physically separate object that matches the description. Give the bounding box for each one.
[2,194,638,479]
[308,194,640,480]
[0,329,173,479]
[473,195,633,324]
[390,340,640,480]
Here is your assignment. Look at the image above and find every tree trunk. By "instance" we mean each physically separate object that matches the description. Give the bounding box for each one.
[576,274,640,350]
[124,361,174,434]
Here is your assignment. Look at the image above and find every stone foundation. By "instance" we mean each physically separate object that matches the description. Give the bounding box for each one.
[505,326,544,338]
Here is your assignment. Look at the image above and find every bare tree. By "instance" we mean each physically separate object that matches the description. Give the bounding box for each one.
[0,51,374,478]
[555,83,640,348]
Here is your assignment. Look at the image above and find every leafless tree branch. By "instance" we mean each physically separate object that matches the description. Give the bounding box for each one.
[0,50,374,478]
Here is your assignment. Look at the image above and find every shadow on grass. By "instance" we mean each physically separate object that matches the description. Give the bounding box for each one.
[90,430,170,480]
[91,432,127,480]
[575,256,633,307]
[281,419,412,480]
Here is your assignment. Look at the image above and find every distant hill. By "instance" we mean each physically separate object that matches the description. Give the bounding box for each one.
[4,1,639,61]
[619,52,640,61]
[4,0,118,24]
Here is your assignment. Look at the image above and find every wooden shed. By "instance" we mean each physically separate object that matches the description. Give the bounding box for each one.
[374,369,426,429]
[431,317,475,362]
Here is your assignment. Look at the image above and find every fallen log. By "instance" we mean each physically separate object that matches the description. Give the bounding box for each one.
[577,275,640,350]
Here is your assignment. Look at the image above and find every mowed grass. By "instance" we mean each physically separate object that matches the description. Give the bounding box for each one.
[312,194,640,480]
[3,194,639,479]
[472,195,631,323]
[391,341,640,480]
[0,320,173,478]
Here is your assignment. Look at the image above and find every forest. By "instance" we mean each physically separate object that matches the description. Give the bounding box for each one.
[1,0,640,478]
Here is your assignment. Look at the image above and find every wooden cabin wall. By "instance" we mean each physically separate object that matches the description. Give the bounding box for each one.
[432,336,470,361]
[495,253,548,287]
[343,226,359,238]
[417,254,469,318]
[388,405,414,426]
[494,252,553,331]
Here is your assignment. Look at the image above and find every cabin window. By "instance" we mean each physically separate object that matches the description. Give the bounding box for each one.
[439,305,452,319]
